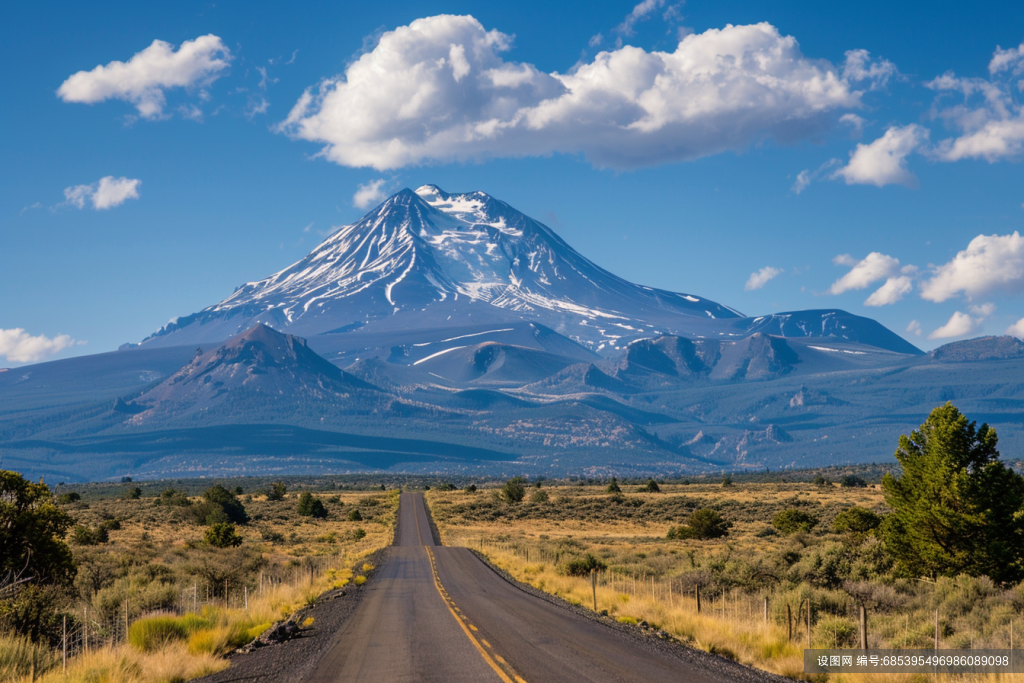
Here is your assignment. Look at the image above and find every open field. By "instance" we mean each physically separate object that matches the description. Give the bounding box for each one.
[2,479,398,683]
[427,481,1024,682]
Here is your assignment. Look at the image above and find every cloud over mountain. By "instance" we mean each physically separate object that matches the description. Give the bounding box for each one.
[279,15,870,170]
[0,328,77,363]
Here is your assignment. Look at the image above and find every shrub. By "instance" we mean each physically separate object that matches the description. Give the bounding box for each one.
[0,632,60,680]
[606,477,622,493]
[502,477,527,504]
[464,484,477,493]
[362,563,375,572]
[560,553,608,577]
[773,508,818,534]
[354,575,367,586]
[297,492,328,519]
[436,482,456,491]
[260,528,284,543]
[641,479,661,493]
[721,474,733,487]
[352,528,367,540]
[668,508,731,540]
[840,474,867,488]
[203,485,248,524]
[205,523,243,548]
[529,489,550,504]
[56,492,80,504]
[813,474,832,487]
[266,482,287,501]
[71,524,108,545]
[124,486,142,500]
[833,506,882,534]
[347,508,363,522]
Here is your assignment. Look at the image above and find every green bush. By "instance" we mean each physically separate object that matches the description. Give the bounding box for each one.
[529,489,550,504]
[124,486,142,500]
[205,523,243,548]
[606,477,622,493]
[266,482,287,501]
[128,614,213,652]
[352,528,367,540]
[641,478,661,493]
[833,507,881,534]
[560,553,607,577]
[721,474,733,487]
[347,508,363,522]
[668,508,731,539]
[773,508,818,534]
[71,524,108,545]
[155,488,191,506]
[297,492,328,519]
[502,477,526,504]
[202,485,248,524]
[56,492,81,504]
[0,631,60,680]
[840,475,867,488]
[464,484,477,493]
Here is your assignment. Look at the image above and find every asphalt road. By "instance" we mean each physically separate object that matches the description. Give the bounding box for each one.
[305,492,778,683]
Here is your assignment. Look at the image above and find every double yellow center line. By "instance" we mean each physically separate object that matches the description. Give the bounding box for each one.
[425,546,528,683]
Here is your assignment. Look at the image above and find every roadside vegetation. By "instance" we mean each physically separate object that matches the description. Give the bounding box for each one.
[427,403,1024,681]
[0,475,397,683]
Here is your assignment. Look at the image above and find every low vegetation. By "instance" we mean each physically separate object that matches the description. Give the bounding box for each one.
[427,403,1024,682]
[0,474,398,683]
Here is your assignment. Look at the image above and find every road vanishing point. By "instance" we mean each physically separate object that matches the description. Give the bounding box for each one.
[305,492,776,683]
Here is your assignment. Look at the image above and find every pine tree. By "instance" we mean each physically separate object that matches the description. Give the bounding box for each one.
[880,402,1024,582]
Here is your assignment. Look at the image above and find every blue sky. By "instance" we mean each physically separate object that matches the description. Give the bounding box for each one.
[3,0,1024,365]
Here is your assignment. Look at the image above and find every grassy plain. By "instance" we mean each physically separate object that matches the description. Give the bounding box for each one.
[427,481,1023,682]
[4,481,397,683]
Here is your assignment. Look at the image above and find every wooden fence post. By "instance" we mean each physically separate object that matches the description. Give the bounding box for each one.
[859,605,868,649]
[764,596,769,623]
[787,604,792,641]
[591,569,598,612]
[696,585,701,613]
[806,599,811,647]
[62,615,66,673]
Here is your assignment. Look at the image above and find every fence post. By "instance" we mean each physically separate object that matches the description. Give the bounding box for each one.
[696,585,701,613]
[764,596,769,624]
[806,598,811,648]
[787,604,792,640]
[591,569,598,612]
[62,615,67,673]
[935,609,939,650]
[859,605,868,649]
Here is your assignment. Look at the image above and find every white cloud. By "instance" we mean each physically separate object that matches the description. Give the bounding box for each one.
[745,266,783,291]
[832,124,928,187]
[616,0,666,36]
[57,35,231,119]
[63,176,141,210]
[906,319,922,336]
[839,113,865,136]
[353,179,389,209]
[920,231,1024,302]
[1007,317,1024,339]
[828,252,901,294]
[841,49,897,90]
[864,275,913,306]
[928,311,983,340]
[926,42,1024,162]
[792,158,841,194]
[278,16,865,171]
[0,328,77,363]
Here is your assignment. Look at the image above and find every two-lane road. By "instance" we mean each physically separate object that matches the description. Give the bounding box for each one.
[306,492,776,683]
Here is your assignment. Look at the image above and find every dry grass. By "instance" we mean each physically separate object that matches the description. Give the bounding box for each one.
[426,483,1013,683]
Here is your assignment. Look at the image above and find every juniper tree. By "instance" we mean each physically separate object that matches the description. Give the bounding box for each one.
[880,402,1024,583]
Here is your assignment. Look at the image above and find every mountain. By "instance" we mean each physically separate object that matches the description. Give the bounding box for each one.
[141,185,919,356]
[128,324,380,423]
[929,336,1024,362]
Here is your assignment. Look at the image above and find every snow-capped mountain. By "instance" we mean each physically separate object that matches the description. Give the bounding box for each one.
[144,185,920,355]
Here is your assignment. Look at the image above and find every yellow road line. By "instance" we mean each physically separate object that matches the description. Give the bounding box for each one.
[425,546,527,683]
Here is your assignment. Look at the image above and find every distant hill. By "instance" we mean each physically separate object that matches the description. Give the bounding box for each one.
[930,336,1024,362]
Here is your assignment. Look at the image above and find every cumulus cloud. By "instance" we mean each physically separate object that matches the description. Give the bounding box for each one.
[63,176,141,210]
[906,319,922,336]
[1007,317,1024,339]
[57,35,231,119]
[0,328,77,363]
[745,266,783,291]
[926,41,1024,162]
[928,311,983,340]
[832,124,928,187]
[864,275,913,306]
[828,252,915,306]
[278,15,866,171]
[920,231,1024,302]
[353,179,389,209]
[841,49,897,90]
